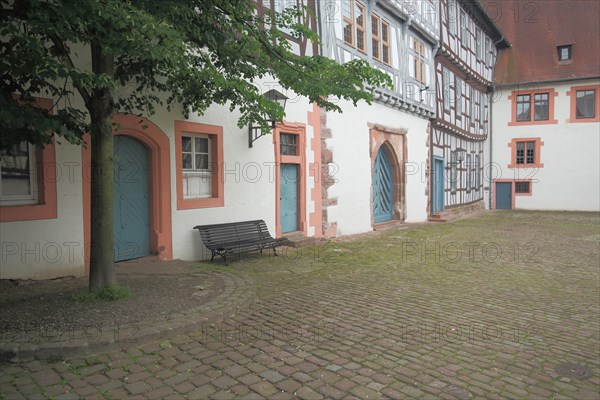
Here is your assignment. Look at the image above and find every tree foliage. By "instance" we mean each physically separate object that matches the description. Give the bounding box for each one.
[1,0,392,149]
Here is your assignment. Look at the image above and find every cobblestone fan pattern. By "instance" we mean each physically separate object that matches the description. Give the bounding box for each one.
[1,211,599,399]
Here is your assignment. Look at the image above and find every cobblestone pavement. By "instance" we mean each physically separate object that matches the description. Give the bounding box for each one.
[1,211,599,399]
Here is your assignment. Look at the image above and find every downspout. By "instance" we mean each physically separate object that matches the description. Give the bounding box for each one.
[488,86,494,209]
[430,44,440,217]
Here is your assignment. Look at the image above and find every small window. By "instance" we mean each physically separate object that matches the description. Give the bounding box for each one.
[460,11,467,45]
[280,133,297,156]
[479,94,485,125]
[355,1,366,53]
[381,21,390,65]
[182,134,212,199]
[449,0,458,35]
[455,78,463,116]
[515,141,535,165]
[474,154,480,189]
[0,141,38,205]
[475,28,482,59]
[450,151,458,194]
[515,182,530,194]
[412,38,426,83]
[558,45,572,61]
[470,88,477,124]
[342,0,353,46]
[443,68,451,111]
[465,153,471,192]
[576,90,596,119]
[487,38,495,66]
[372,14,380,60]
[516,94,531,121]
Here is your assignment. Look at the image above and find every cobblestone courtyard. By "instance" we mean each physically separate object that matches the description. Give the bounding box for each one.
[1,211,599,399]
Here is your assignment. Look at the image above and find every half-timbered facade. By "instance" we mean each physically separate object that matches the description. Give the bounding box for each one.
[430,0,507,219]
[314,0,439,235]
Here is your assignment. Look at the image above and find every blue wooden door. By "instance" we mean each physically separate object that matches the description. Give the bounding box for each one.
[280,164,298,233]
[373,148,394,223]
[433,158,445,213]
[495,182,512,210]
[113,136,150,262]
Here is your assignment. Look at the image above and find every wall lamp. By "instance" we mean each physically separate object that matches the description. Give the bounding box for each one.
[248,89,288,148]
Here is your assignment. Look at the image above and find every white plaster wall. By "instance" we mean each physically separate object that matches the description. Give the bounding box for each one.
[325,99,430,237]
[0,141,86,279]
[491,79,600,211]
[161,81,316,261]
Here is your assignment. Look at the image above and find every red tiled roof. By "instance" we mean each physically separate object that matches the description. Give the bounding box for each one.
[481,0,600,85]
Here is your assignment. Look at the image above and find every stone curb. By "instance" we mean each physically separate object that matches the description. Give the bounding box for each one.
[0,269,256,362]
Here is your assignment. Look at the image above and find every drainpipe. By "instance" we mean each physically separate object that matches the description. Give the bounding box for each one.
[488,85,494,209]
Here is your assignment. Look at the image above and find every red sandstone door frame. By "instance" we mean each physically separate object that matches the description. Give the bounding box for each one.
[82,114,173,271]
[273,122,307,238]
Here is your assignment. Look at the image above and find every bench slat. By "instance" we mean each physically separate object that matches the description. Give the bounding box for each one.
[194,219,289,264]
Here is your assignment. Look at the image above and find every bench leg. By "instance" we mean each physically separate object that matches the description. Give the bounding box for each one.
[273,246,278,256]
[210,250,216,262]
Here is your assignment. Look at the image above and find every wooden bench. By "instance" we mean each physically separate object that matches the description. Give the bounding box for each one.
[193,220,290,265]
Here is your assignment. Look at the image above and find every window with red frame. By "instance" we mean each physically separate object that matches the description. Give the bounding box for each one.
[516,93,549,122]
[576,89,596,119]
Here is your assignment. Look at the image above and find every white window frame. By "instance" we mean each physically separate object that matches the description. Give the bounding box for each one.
[466,153,472,192]
[412,37,427,83]
[182,134,212,199]
[460,11,467,46]
[449,0,457,36]
[475,28,482,59]
[0,141,38,205]
[455,77,463,116]
[474,154,481,190]
[450,150,458,194]
[443,68,451,111]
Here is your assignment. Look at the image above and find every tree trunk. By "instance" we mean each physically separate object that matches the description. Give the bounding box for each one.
[88,41,116,292]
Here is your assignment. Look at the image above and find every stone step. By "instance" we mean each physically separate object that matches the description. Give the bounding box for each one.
[282,233,316,248]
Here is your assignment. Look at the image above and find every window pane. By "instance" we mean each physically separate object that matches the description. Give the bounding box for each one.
[343,21,352,44]
[182,153,192,169]
[355,4,363,27]
[534,93,549,120]
[372,39,379,59]
[526,142,535,164]
[195,137,208,154]
[381,22,388,42]
[195,154,209,170]
[280,133,297,156]
[515,182,530,193]
[342,0,351,18]
[382,45,389,64]
[181,136,192,152]
[516,142,524,164]
[372,16,379,36]
[1,142,32,197]
[576,90,596,118]
[357,30,365,51]
[516,95,531,121]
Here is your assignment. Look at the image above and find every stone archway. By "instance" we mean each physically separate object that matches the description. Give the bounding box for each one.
[369,125,406,225]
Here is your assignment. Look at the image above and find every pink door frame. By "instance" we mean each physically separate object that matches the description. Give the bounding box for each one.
[82,114,173,271]
[273,122,307,238]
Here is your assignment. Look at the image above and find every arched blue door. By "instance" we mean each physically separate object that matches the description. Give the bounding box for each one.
[373,147,394,223]
[113,136,150,262]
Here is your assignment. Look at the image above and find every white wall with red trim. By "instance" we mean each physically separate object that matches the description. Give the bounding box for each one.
[490,79,600,211]
[323,99,430,236]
